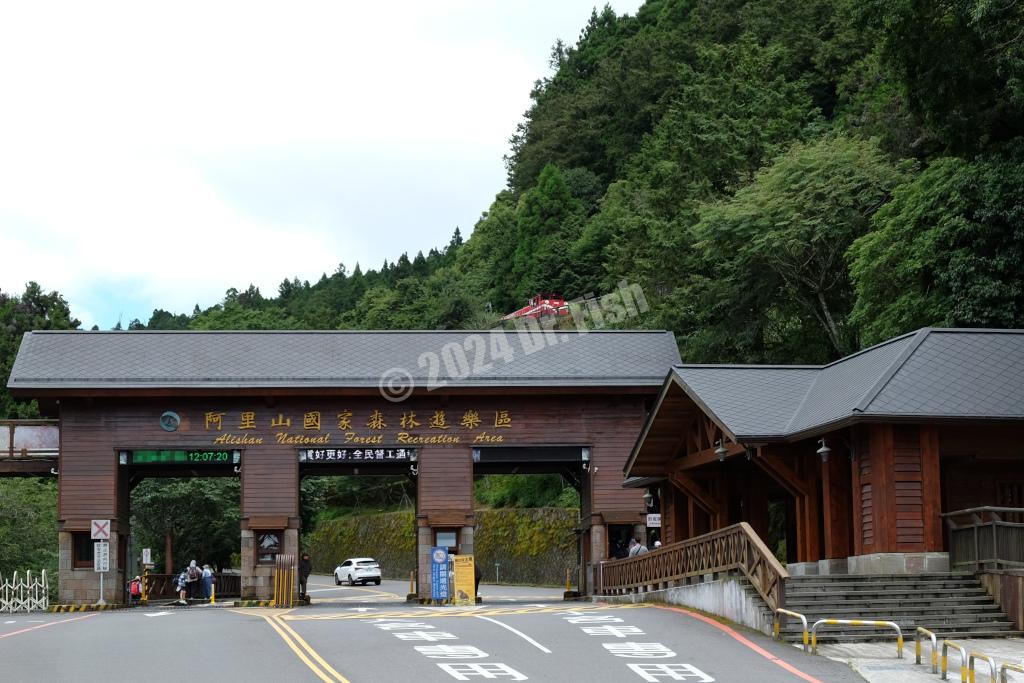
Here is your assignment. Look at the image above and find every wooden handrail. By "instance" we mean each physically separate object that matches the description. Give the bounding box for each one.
[598,522,789,611]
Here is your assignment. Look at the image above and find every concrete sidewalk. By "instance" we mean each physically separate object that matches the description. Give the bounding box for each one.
[816,638,1024,682]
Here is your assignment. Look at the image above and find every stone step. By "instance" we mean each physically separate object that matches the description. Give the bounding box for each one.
[785,598,997,612]
[788,628,1024,644]
[787,580,979,592]
[788,573,972,582]
[778,589,987,598]
[779,615,1014,634]
[777,604,1004,619]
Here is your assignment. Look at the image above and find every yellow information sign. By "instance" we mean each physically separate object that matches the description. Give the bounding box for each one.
[453,555,476,605]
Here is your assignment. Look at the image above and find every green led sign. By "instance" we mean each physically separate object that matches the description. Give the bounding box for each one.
[121,450,241,466]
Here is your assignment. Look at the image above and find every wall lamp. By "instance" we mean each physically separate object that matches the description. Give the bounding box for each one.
[715,439,728,462]
[582,447,591,472]
[817,438,832,463]
[642,490,654,508]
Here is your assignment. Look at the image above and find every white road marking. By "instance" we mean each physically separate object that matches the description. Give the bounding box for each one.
[628,663,715,681]
[4,620,15,624]
[439,663,528,680]
[144,611,172,618]
[348,607,374,612]
[473,615,551,654]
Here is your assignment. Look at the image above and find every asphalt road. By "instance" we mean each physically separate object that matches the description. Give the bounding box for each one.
[1,576,864,682]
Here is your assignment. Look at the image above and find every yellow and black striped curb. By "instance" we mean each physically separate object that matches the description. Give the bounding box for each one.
[232,600,276,608]
[49,603,124,612]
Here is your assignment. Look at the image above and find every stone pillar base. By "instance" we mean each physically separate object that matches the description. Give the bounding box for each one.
[241,528,298,600]
[847,552,950,574]
[58,530,125,604]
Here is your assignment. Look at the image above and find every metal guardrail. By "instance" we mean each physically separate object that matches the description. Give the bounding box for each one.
[0,570,49,612]
[916,627,939,674]
[1001,663,1024,682]
[773,608,809,652]
[943,640,970,682]
[943,507,1024,572]
[811,619,903,658]
[599,522,789,612]
[970,652,998,683]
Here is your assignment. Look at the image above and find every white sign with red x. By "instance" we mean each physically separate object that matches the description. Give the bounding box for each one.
[90,519,110,540]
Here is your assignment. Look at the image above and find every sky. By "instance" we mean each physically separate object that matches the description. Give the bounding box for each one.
[0,0,643,329]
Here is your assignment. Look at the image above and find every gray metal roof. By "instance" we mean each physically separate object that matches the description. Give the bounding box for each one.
[672,328,1024,441]
[7,329,681,392]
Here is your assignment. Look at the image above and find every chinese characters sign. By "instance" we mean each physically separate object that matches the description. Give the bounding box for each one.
[184,408,515,448]
[431,547,450,602]
[298,448,415,463]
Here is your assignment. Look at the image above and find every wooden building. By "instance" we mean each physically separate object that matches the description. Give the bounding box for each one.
[625,328,1024,574]
[7,329,680,602]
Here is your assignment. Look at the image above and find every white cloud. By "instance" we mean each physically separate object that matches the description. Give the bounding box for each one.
[0,0,643,328]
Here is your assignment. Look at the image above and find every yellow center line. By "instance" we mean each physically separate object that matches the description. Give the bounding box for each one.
[259,612,336,683]
[229,607,351,683]
[270,613,353,683]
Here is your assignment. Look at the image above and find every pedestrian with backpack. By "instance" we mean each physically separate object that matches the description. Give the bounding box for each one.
[186,560,201,599]
[176,569,188,605]
[128,575,142,606]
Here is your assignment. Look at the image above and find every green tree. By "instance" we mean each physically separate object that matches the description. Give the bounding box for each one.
[130,479,240,572]
[849,144,1024,344]
[0,282,80,418]
[0,479,58,582]
[691,136,912,358]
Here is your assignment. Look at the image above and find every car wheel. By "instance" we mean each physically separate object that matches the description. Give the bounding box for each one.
[348,574,356,586]
[374,579,381,586]
[334,573,341,586]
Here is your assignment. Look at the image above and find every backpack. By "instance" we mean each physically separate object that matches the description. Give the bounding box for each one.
[187,566,200,581]
[130,580,141,596]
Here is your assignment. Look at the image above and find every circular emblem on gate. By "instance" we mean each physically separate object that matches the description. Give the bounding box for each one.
[432,548,447,563]
[159,411,181,432]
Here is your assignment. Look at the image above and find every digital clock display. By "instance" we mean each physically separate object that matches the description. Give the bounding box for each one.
[124,450,240,465]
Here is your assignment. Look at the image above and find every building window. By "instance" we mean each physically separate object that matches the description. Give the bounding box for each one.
[434,529,458,553]
[73,532,94,568]
[256,531,282,565]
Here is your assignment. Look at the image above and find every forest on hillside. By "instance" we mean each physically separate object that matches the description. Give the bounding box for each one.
[2,0,1022,574]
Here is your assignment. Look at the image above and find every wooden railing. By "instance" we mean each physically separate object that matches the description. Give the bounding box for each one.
[943,507,1024,572]
[144,572,241,599]
[1,420,59,458]
[598,522,789,611]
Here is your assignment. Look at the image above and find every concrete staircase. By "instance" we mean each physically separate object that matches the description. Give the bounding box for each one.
[777,573,1023,643]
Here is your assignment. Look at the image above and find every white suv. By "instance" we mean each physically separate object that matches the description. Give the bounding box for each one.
[334,557,382,586]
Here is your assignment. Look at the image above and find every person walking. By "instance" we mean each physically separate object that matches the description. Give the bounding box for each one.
[186,560,201,600]
[201,564,213,600]
[298,553,312,602]
[127,575,142,606]
[176,569,188,605]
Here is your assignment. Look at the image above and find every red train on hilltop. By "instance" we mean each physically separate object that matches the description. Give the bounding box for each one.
[500,294,571,321]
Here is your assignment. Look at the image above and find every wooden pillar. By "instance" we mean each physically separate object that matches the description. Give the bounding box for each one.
[822,446,852,559]
[803,453,821,562]
[921,426,943,551]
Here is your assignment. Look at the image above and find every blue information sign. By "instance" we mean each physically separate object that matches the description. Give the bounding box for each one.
[430,546,449,601]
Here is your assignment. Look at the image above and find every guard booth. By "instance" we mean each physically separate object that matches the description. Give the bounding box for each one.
[6,329,680,602]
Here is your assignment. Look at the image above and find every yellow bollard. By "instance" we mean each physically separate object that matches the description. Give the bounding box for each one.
[141,568,149,605]
[210,580,215,605]
[565,568,571,592]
